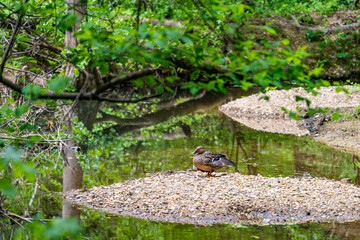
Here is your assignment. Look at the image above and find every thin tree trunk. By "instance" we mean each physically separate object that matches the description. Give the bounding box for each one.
[62,0,101,196]
[62,0,85,194]
[64,0,85,78]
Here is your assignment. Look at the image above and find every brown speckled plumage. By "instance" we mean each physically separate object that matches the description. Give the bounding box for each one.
[192,146,235,177]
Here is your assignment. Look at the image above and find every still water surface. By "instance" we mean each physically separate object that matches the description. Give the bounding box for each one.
[67,108,360,239]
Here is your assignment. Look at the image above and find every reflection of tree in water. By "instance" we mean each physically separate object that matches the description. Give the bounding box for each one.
[320,222,360,240]
[293,145,316,174]
[227,119,261,175]
[97,88,257,136]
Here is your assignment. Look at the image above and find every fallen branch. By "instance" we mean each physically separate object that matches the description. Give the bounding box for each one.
[286,12,360,32]
[0,209,56,224]
[0,209,32,225]
[247,0,360,33]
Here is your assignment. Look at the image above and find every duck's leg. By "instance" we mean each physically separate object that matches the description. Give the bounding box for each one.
[207,170,212,177]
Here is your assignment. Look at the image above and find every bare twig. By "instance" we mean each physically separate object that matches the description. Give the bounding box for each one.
[287,13,300,27]
[0,209,30,229]
[25,178,39,217]
[0,13,23,75]
[4,66,43,78]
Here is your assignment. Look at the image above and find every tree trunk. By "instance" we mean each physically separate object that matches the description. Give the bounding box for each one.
[64,0,86,78]
[62,0,86,195]
[62,0,101,196]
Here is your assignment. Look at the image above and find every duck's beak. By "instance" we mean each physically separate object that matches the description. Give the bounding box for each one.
[191,150,197,154]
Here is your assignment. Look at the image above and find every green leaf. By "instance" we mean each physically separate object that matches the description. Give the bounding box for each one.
[293,58,301,65]
[165,87,174,93]
[154,34,168,49]
[99,63,109,74]
[20,123,36,131]
[180,36,192,44]
[309,66,324,77]
[73,68,80,77]
[15,104,29,117]
[281,39,290,45]
[262,26,276,35]
[43,218,81,238]
[156,86,164,94]
[289,112,300,120]
[14,2,27,14]
[295,96,311,107]
[321,80,330,87]
[22,84,42,99]
[240,81,253,91]
[7,97,15,104]
[234,4,246,16]
[259,95,269,100]
[332,112,340,120]
[0,178,16,199]
[354,159,360,168]
[28,136,41,143]
[189,87,201,95]
[49,77,72,94]
[2,146,24,163]
[335,87,349,94]
[228,73,240,85]
[217,82,227,94]
[57,13,80,32]
[146,77,156,88]
[166,30,181,41]
[13,162,35,178]
[190,70,200,81]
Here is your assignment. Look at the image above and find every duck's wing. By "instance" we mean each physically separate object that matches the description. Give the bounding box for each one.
[203,151,236,167]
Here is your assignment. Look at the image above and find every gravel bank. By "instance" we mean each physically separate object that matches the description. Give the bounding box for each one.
[219,86,360,136]
[64,171,360,225]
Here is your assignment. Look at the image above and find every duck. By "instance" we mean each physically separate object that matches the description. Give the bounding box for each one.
[192,146,235,177]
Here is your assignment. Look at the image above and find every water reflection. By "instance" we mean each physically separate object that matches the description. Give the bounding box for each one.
[78,209,360,240]
[57,90,360,239]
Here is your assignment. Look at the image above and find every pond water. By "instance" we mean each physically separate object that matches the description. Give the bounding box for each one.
[15,95,360,239]
[65,107,360,239]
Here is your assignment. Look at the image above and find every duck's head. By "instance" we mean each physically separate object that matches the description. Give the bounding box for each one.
[192,146,206,154]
